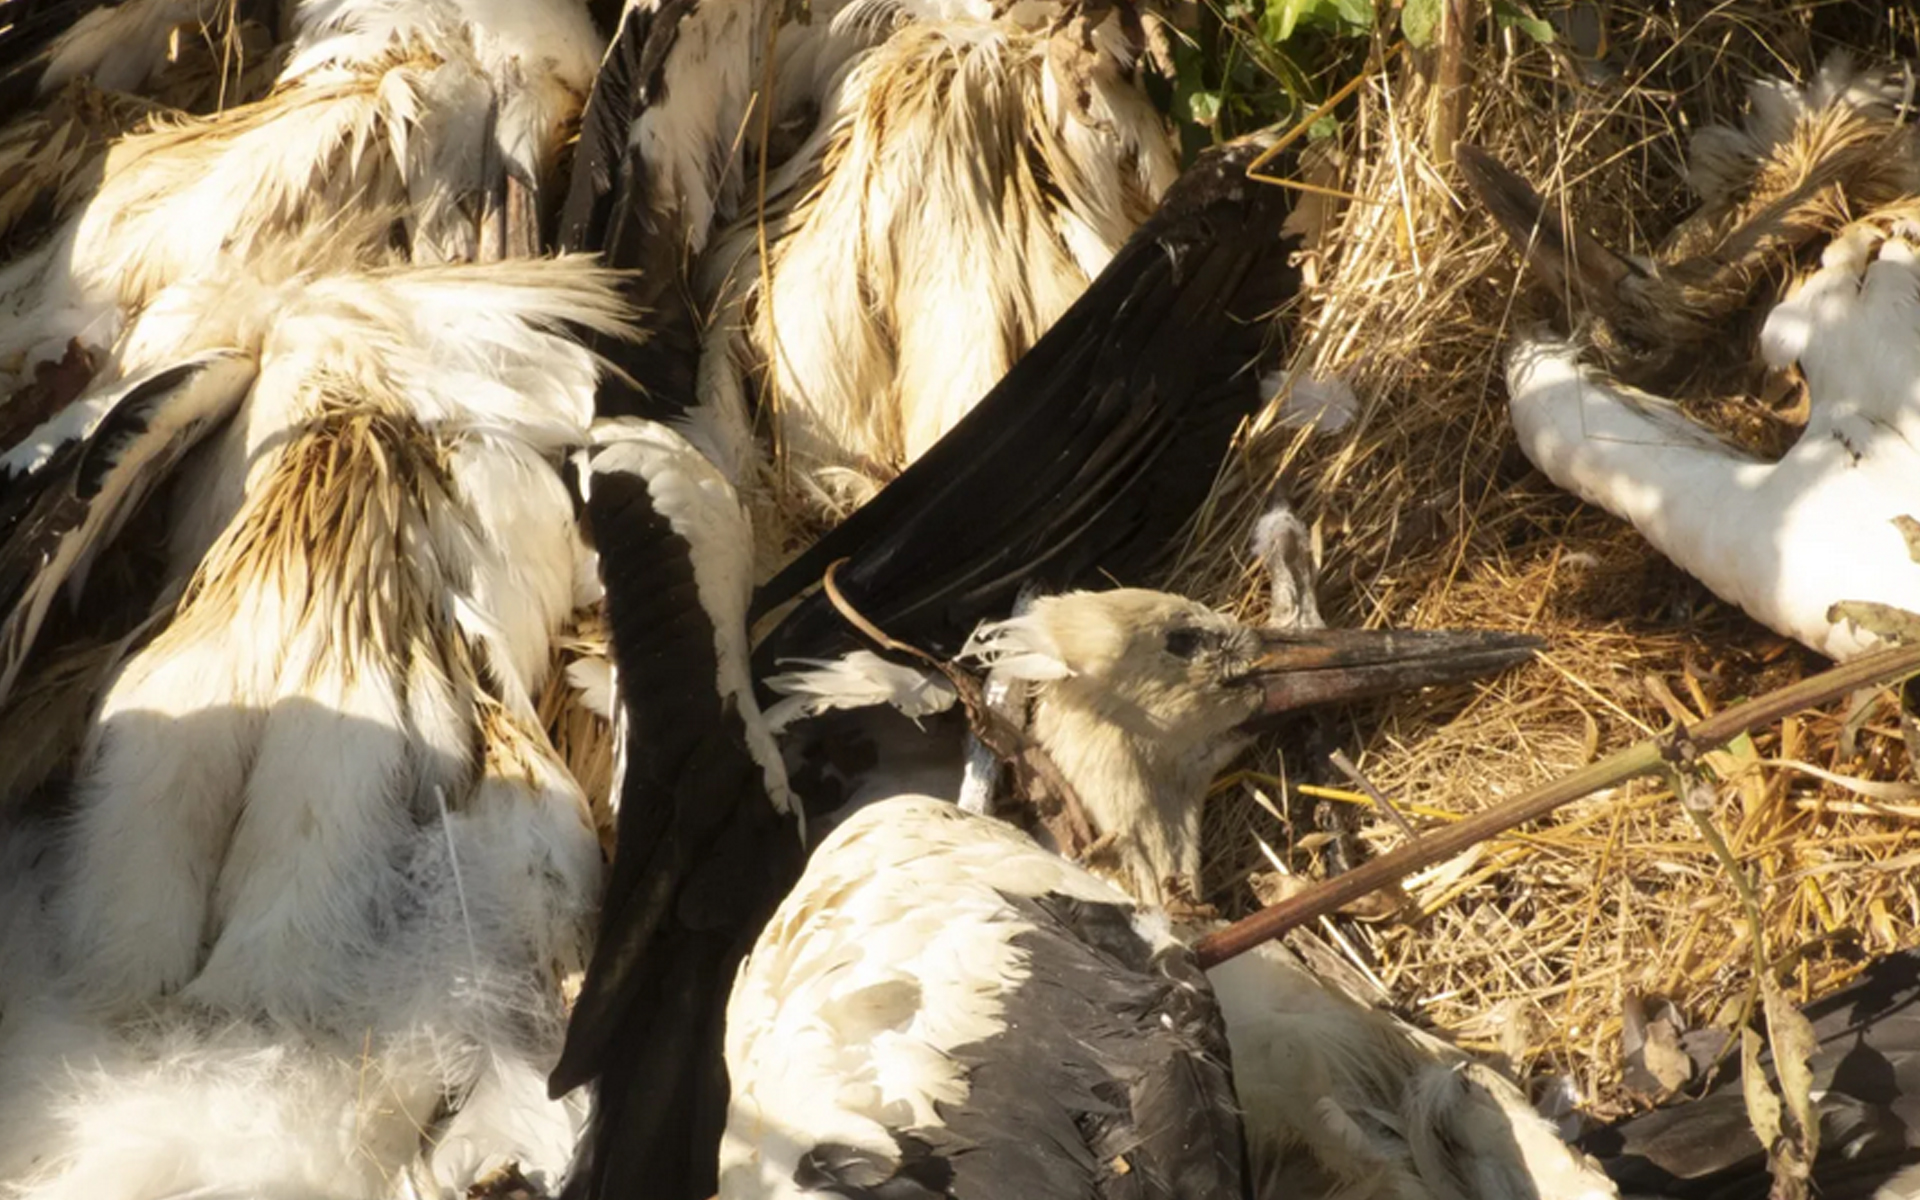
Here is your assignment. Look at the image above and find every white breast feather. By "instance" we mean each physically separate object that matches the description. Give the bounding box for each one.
[762,652,959,730]
[6,257,617,1197]
[1508,217,1920,659]
[720,797,1128,1199]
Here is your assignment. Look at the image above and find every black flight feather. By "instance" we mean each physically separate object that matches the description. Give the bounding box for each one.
[0,352,255,709]
[750,137,1303,672]
[1583,948,1920,1200]
[557,0,653,255]
[555,438,802,1200]
[556,0,705,423]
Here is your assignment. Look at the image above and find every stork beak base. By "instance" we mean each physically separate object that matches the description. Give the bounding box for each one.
[1239,627,1543,722]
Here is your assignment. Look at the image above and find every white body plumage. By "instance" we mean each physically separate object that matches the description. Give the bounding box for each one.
[695,0,1177,509]
[1492,59,1920,661]
[1507,217,1920,660]
[721,795,1242,1200]
[0,255,625,1200]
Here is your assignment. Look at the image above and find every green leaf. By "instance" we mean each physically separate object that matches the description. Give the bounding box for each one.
[1169,41,1222,131]
[1261,0,1375,43]
[1492,0,1554,43]
[1182,88,1225,127]
[1399,0,1440,47]
[1261,0,1308,43]
[1325,0,1374,26]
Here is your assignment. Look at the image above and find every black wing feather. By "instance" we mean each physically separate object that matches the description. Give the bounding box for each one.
[750,139,1303,671]
[1584,949,1920,1199]
[0,353,254,707]
[557,0,654,255]
[555,440,802,1200]
[557,0,705,423]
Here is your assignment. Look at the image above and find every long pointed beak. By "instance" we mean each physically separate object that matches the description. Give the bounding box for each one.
[1238,626,1543,722]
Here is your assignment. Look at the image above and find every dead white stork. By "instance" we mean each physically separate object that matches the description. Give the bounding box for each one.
[735,584,1610,1200]
[750,480,1606,1200]
[0,3,683,1196]
[559,0,1183,504]
[574,424,1581,1200]
[552,139,1302,1200]
[0,0,601,405]
[696,0,1180,509]
[574,414,1602,1200]
[948,588,1614,1200]
[1460,56,1920,660]
[0,246,627,1199]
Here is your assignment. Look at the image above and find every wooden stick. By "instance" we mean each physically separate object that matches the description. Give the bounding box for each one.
[1194,641,1920,969]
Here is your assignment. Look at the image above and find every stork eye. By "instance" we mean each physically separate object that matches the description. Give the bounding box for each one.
[1164,628,1207,660]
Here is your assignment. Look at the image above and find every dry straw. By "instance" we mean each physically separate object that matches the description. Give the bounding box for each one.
[1175,1,1920,1119]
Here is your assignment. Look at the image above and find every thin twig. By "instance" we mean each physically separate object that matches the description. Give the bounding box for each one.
[1245,42,1405,185]
[819,562,1104,857]
[1195,641,1920,969]
[821,559,941,667]
[1330,749,1422,843]
[1667,732,1821,1196]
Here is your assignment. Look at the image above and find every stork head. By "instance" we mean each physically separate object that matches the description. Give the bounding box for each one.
[967,588,1540,756]
[963,588,1540,904]
[969,590,1278,757]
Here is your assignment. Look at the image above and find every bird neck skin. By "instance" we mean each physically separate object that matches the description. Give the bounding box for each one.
[1030,698,1234,908]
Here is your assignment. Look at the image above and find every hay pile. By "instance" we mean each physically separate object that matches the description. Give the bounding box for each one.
[1176,1,1920,1120]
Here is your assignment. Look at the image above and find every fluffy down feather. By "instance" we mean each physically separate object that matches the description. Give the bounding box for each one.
[0,721,600,1200]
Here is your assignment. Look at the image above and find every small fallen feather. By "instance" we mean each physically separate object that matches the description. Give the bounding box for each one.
[1262,368,1360,433]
